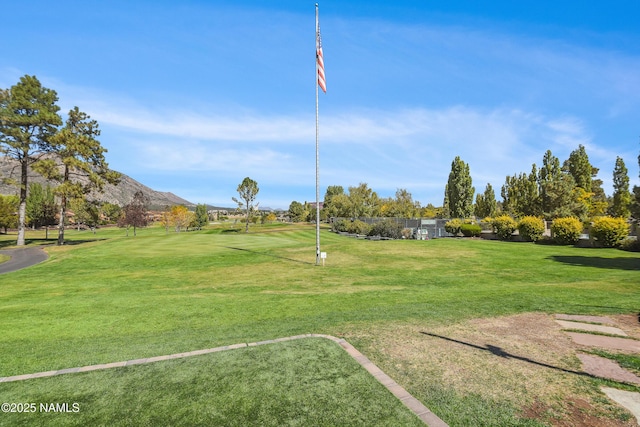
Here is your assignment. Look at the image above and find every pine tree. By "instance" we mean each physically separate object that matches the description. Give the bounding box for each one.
[0,75,62,245]
[34,106,120,245]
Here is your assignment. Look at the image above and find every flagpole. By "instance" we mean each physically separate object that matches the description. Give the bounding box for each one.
[315,3,321,266]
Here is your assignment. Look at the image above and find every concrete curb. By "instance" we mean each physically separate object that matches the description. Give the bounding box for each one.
[0,334,448,427]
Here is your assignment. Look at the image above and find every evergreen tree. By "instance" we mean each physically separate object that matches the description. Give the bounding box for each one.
[192,203,208,230]
[0,75,62,245]
[34,106,120,245]
[446,156,474,218]
[610,156,631,218]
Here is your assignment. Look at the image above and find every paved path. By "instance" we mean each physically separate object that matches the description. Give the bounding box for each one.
[0,334,448,427]
[0,246,49,274]
[556,314,640,424]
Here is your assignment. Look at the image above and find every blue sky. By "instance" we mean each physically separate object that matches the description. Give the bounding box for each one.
[2,1,639,209]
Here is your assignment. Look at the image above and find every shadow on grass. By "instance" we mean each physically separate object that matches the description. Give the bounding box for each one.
[421,332,600,380]
[59,239,107,246]
[549,256,640,271]
[0,238,56,249]
[223,246,314,265]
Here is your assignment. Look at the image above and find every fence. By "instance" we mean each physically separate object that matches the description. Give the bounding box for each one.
[331,217,455,239]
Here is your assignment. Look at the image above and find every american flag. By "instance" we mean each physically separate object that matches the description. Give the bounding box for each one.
[316,21,326,93]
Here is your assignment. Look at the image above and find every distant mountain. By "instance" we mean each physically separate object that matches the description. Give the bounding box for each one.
[0,156,194,210]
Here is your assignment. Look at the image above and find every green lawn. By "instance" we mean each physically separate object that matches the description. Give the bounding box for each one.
[0,225,638,426]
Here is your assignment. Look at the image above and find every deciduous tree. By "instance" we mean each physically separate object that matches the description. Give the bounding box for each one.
[0,194,18,233]
[118,191,149,236]
[347,182,378,218]
[0,75,62,245]
[170,205,192,232]
[232,177,259,233]
[288,201,308,222]
[563,145,594,192]
[501,165,539,218]
[25,183,56,228]
[610,156,631,218]
[446,156,474,218]
[321,185,345,220]
[475,183,497,218]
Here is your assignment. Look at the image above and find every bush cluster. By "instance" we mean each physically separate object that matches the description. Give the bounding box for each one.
[460,223,481,237]
[551,217,582,245]
[333,219,371,235]
[491,215,517,240]
[444,219,463,236]
[590,217,629,247]
[517,216,545,242]
[368,218,404,239]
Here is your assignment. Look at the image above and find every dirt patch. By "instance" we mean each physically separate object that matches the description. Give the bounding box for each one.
[523,397,634,427]
[612,314,640,337]
[339,312,638,426]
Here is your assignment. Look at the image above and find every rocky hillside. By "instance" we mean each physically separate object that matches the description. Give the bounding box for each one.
[0,156,194,209]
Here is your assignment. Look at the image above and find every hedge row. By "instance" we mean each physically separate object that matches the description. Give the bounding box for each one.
[332,218,405,239]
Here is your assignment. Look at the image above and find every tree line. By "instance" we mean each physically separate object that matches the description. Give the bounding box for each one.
[447,147,638,222]
[289,145,639,226]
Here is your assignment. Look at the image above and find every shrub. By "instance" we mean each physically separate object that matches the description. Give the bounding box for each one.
[491,215,517,240]
[332,219,349,233]
[368,218,403,239]
[347,220,371,235]
[619,237,640,252]
[460,223,482,237]
[551,217,582,245]
[518,216,545,242]
[590,217,629,247]
[445,219,463,236]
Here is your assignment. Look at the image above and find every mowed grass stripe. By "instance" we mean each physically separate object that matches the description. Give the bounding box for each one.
[0,227,638,377]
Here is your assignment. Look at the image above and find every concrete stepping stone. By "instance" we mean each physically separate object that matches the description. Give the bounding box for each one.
[567,332,640,352]
[555,319,628,336]
[555,314,616,325]
[601,387,640,426]
[577,354,640,385]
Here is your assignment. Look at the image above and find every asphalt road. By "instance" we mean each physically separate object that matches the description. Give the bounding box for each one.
[0,246,49,274]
